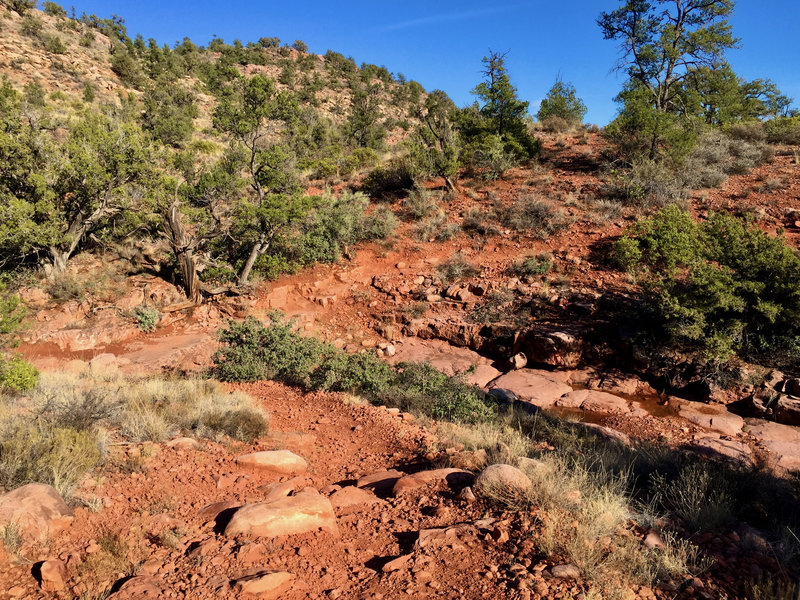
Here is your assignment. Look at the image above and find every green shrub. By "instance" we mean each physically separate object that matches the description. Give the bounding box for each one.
[0,355,39,392]
[402,186,439,220]
[361,160,415,200]
[465,133,515,181]
[359,206,397,240]
[133,305,159,333]
[20,14,42,37]
[765,116,800,145]
[43,34,66,54]
[614,205,800,362]
[510,253,553,278]
[385,362,492,423]
[46,273,85,302]
[42,2,67,17]
[605,160,688,208]
[212,315,494,424]
[462,207,500,237]
[412,211,459,242]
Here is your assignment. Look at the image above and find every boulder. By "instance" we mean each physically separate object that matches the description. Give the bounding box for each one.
[233,571,295,598]
[678,402,744,436]
[522,331,582,368]
[488,370,573,410]
[464,364,502,388]
[775,396,800,426]
[329,486,383,513]
[551,564,580,579]
[692,436,753,465]
[235,450,307,475]
[224,489,338,539]
[165,437,199,451]
[746,419,800,472]
[785,378,800,397]
[36,559,67,592]
[392,468,473,496]
[356,469,403,495]
[474,464,532,499]
[556,389,631,414]
[0,484,74,542]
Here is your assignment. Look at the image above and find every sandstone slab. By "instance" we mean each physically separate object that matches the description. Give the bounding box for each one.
[233,571,295,598]
[678,402,744,436]
[392,468,473,496]
[0,484,73,542]
[224,489,338,539]
[488,370,573,409]
[235,450,308,475]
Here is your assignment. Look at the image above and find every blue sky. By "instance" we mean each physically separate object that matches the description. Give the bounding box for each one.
[66,1,798,124]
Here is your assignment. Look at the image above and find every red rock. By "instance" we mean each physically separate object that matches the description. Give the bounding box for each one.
[0,484,74,542]
[233,571,295,597]
[109,576,170,598]
[489,370,572,409]
[382,554,412,573]
[392,468,473,496]
[356,469,403,495]
[224,489,338,539]
[329,486,383,513]
[474,464,533,498]
[37,559,67,592]
[235,450,308,475]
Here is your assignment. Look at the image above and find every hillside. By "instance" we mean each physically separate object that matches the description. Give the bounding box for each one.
[2,2,800,600]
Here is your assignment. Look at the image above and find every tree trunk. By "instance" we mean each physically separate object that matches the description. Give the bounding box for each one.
[48,248,70,274]
[165,201,203,304]
[444,176,457,192]
[238,233,267,286]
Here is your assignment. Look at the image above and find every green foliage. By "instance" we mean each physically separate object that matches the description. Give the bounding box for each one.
[0,285,26,344]
[407,90,461,188]
[361,160,415,200]
[110,45,145,88]
[464,133,515,180]
[469,50,540,161]
[614,205,800,362]
[82,82,95,103]
[20,14,42,36]
[141,79,197,146]
[43,34,67,54]
[132,305,159,333]
[213,314,493,423]
[359,206,398,240]
[0,354,39,392]
[345,84,386,150]
[765,116,800,145]
[2,0,36,15]
[599,0,738,161]
[537,79,587,125]
[292,39,308,53]
[510,253,553,278]
[42,2,67,17]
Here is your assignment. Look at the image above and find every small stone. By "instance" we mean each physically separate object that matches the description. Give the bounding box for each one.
[382,554,412,573]
[551,564,580,579]
[233,571,295,597]
[458,487,476,503]
[644,530,665,549]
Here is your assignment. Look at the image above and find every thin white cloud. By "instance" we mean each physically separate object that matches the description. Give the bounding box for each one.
[379,5,522,32]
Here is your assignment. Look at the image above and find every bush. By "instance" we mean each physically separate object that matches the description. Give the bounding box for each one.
[361,161,415,200]
[212,315,493,423]
[43,34,66,54]
[359,206,397,240]
[133,305,159,333]
[499,195,567,238]
[412,210,459,242]
[0,354,39,392]
[462,207,500,237]
[465,133,515,181]
[765,116,800,145]
[614,205,800,362]
[20,14,42,37]
[540,115,570,133]
[42,2,67,17]
[510,253,553,278]
[436,253,479,285]
[402,186,439,220]
[0,420,99,494]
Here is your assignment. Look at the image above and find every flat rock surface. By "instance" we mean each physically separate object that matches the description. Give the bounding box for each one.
[488,370,573,409]
[678,401,744,436]
[224,489,338,538]
[235,450,308,475]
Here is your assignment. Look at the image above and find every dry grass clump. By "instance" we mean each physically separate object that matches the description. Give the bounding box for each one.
[412,210,460,242]
[436,252,479,286]
[0,372,269,495]
[499,194,568,238]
